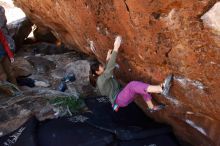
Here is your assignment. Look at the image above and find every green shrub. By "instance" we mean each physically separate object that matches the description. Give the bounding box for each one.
[50,95,85,116]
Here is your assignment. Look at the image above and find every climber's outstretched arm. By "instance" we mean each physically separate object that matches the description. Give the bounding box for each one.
[104,36,122,76]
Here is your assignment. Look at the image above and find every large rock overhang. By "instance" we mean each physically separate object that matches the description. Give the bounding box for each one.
[14,0,220,145]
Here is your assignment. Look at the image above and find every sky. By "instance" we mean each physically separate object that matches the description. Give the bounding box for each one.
[0,0,25,24]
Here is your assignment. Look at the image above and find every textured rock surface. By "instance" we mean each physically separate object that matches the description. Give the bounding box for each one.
[7,17,33,49]
[0,44,95,136]
[33,26,58,43]
[14,0,220,145]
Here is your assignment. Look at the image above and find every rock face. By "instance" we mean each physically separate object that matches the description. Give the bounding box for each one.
[13,0,220,146]
[0,44,94,136]
[7,18,33,49]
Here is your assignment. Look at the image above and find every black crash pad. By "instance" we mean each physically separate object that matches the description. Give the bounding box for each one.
[119,134,179,146]
[37,117,114,146]
[84,97,171,140]
[0,96,180,146]
[0,117,38,146]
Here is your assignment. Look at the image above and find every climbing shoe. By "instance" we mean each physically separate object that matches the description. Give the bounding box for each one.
[161,74,173,96]
[147,104,165,113]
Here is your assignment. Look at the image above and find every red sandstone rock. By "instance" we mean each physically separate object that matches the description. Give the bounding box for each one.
[13,0,220,145]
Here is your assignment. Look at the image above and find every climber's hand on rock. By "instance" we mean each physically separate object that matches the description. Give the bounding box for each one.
[106,49,112,61]
[114,35,122,52]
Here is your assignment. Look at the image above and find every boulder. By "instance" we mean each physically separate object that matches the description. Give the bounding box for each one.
[26,56,56,74]
[33,26,58,43]
[13,0,220,145]
[7,18,33,49]
[24,42,70,55]
[12,57,34,77]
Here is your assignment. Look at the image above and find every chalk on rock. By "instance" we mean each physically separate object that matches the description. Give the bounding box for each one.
[115,64,120,69]
[114,35,122,46]
[201,2,220,34]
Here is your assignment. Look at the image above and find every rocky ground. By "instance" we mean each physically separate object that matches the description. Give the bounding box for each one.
[0,42,97,136]
[1,0,220,145]
[12,0,220,145]
[0,0,98,138]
